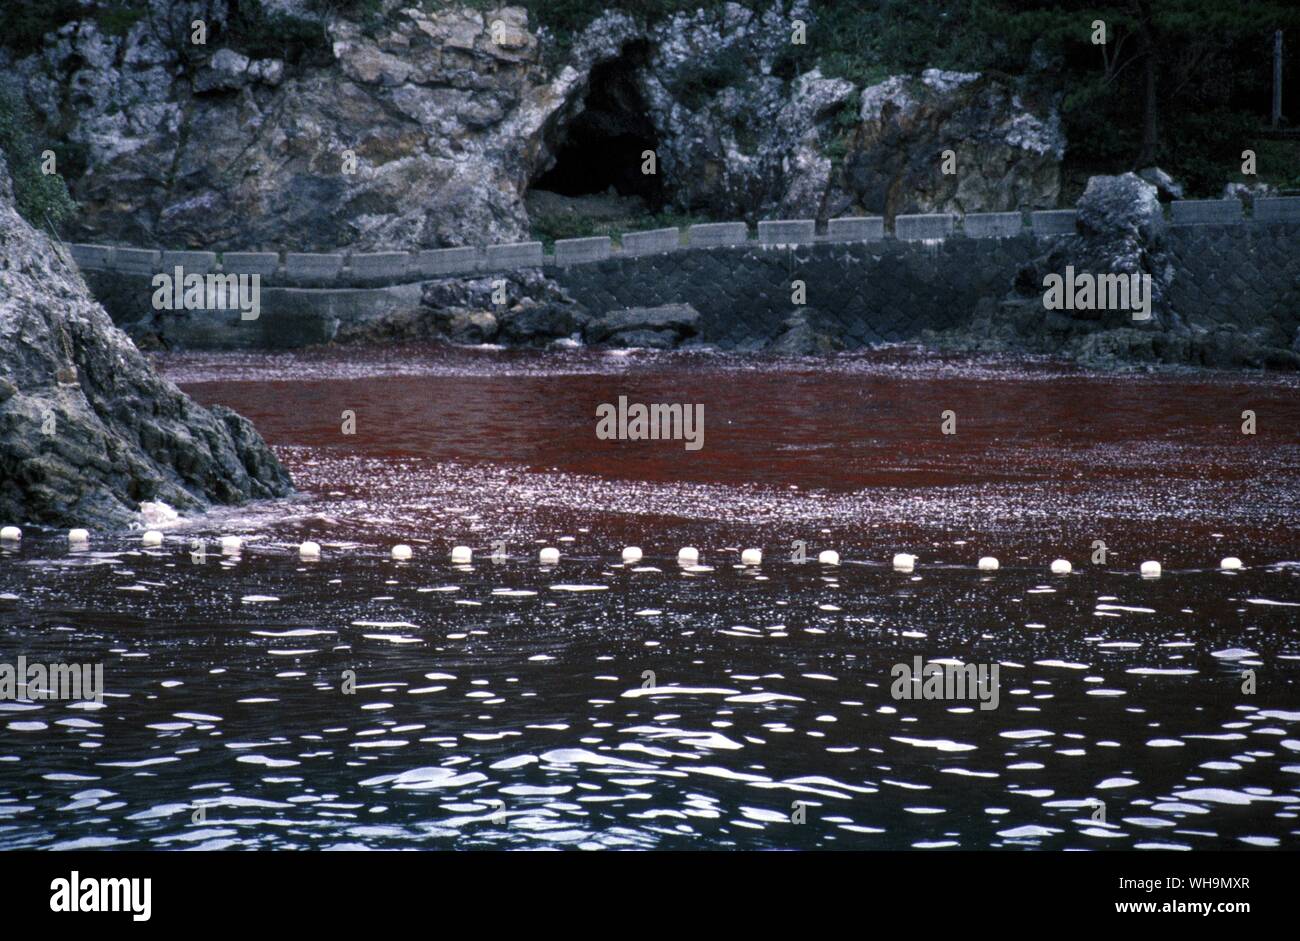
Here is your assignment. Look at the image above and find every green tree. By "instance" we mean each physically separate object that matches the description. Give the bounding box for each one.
[985,0,1300,180]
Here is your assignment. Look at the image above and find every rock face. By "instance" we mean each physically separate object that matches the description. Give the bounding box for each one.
[836,70,1064,219]
[989,173,1177,348]
[0,148,293,529]
[584,304,701,348]
[1050,172,1175,326]
[6,1,1068,252]
[1137,166,1184,202]
[412,269,588,348]
[634,1,855,218]
[931,172,1300,369]
[766,308,844,355]
[7,1,627,250]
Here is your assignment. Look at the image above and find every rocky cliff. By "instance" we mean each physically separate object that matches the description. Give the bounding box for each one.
[4,0,1065,252]
[0,148,293,529]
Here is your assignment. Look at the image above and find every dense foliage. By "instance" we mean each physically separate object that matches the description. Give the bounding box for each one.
[961,1,1300,192]
[0,83,77,227]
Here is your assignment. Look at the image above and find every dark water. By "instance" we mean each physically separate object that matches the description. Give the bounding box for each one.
[2,346,1298,850]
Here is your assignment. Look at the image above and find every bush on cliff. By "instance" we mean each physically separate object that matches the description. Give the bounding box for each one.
[0,83,77,229]
[2,1,147,58]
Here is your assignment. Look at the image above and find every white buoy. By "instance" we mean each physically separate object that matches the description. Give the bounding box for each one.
[539,547,560,564]
[892,553,915,571]
[220,535,242,554]
[391,544,412,561]
[1140,560,1161,578]
[818,550,840,565]
[68,528,89,545]
[741,548,762,565]
[677,546,700,565]
[1050,559,1072,575]
[1220,556,1242,571]
[299,540,321,560]
[621,546,642,563]
[451,545,473,564]
[142,530,164,547]
[0,526,20,542]
[978,556,999,571]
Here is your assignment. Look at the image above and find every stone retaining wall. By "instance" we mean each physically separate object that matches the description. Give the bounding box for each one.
[69,198,1300,286]
[71,198,1300,351]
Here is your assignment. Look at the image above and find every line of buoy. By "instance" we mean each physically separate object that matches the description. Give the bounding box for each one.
[0,527,1250,581]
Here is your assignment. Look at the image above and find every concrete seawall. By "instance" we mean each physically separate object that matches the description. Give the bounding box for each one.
[71,198,1300,351]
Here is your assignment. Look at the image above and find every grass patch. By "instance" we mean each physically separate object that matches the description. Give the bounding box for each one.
[529,204,701,251]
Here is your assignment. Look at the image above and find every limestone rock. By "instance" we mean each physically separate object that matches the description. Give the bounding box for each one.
[498,300,584,346]
[841,70,1064,219]
[585,304,701,347]
[446,310,499,344]
[7,3,622,251]
[8,1,1068,251]
[1137,166,1184,201]
[421,269,584,346]
[1077,172,1165,240]
[193,48,250,94]
[1222,181,1277,208]
[767,309,844,355]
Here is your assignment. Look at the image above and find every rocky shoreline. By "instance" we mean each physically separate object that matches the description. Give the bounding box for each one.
[0,150,292,530]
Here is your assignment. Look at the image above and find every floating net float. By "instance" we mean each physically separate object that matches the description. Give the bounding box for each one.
[0,527,1261,576]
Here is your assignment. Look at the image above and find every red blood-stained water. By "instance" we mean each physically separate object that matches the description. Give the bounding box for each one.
[0,345,1296,851]
[167,345,1300,567]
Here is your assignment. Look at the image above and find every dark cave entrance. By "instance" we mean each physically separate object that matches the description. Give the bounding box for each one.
[532,44,664,208]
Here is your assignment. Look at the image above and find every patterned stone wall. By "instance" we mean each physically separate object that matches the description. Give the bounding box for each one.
[68,199,1300,352]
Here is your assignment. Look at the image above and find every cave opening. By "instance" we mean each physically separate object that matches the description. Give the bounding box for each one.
[532,43,664,209]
